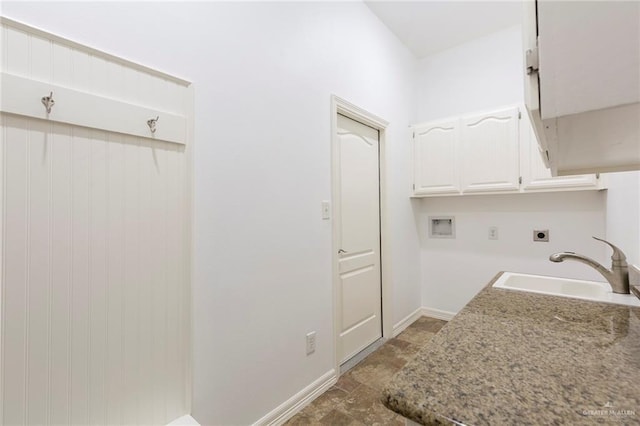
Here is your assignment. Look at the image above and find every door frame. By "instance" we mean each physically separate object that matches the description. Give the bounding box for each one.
[330,95,392,373]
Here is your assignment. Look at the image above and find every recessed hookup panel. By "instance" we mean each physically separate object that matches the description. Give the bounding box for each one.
[429,216,455,239]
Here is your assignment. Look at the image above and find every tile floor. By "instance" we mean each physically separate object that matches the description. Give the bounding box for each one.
[285,316,448,425]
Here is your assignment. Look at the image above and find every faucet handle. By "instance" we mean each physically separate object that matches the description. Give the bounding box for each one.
[592,236,627,263]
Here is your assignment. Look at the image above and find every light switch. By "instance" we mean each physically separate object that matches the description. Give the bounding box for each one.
[321,201,331,220]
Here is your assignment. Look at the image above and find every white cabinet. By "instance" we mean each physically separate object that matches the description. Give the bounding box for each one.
[523,0,640,176]
[460,107,519,193]
[411,105,603,197]
[519,114,601,192]
[412,120,460,195]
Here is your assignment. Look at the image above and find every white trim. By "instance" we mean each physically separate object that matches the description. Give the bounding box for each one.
[185,84,195,417]
[333,96,389,130]
[252,369,337,426]
[167,415,200,426]
[392,307,424,337]
[1,72,187,145]
[330,95,393,373]
[0,16,191,86]
[421,307,457,321]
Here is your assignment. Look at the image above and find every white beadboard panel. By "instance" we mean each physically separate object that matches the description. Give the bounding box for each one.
[3,114,29,426]
[105,133,124,426]
[51,43,72,89]
[121,134,140,425]
[0,18,192,426]
[121,67,141,107]
[150,138,167,426]
[165,82,184,117]
[0,104,4,426]
[88,129,108,426]
[137,69,157,111]
[165,143,184,423]
[105,62,125,105]
[5,26,29,77]
[0,26,6,73]
[71,49,91,94]
[70,125,91,426]
[90,55,109,99]
[29,35,52,83]
[49,122,72,426]
[0,17,190,86]
[1,117,191,426]
[26,118,51,426]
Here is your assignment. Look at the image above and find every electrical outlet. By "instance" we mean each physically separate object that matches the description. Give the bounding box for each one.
[534,230,549,242]
[306,331,316,355]
[488,226,498,240]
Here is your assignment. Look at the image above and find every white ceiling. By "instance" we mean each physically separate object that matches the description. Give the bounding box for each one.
[365,1,522,58]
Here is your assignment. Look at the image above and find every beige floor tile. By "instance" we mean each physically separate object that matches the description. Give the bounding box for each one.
[334,374,361,394]
[283,412,320,425]
[299,386,348,421]
[410,316,448,333]
[340,384,405,426]
[318,409,362,425]
[286,316,447,425]
[396,327,436,346]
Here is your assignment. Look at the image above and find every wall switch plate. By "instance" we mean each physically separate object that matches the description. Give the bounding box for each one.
[534,230,549,242]
[321,201,330,220]
[489,226,498,240]
[306,331,316,355]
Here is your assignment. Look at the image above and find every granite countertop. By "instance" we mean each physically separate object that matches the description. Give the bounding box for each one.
[382,272,640,425]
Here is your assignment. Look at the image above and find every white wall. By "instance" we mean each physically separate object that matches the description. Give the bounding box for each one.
[417,26,524,121]
[419,193,607,313]
[606,172,640,265]
[1,2,421,425]
[415,25,640,314]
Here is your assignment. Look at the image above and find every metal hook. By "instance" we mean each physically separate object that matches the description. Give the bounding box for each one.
[41,92,55,114]
[147,116,159,134]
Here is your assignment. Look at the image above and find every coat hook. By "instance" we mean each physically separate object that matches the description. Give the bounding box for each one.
[147,116,159,134]
[41,92,55,114]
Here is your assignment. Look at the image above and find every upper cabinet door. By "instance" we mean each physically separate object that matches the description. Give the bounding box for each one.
[460,107,520,193]
[524,0,640,176]
[520,121,600,192]
[412,120,460,195]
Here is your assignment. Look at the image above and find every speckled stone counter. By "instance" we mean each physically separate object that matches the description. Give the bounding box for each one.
[383,272,640,425]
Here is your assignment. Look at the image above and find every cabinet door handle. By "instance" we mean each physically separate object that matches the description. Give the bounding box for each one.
[338,249,347,254]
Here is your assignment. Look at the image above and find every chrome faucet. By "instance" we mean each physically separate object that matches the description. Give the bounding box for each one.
[549,237,630,294]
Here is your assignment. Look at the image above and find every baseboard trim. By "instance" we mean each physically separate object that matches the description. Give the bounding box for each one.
[392,307,424,337]
[167,415,200,425]
[253,369,337,426]
[421,307,456,321]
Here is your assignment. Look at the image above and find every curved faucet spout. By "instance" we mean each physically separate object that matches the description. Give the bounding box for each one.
[549,237,630,294]
[549,252,616,284]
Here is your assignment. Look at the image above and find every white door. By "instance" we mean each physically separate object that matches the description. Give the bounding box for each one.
[335,114,382,364]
